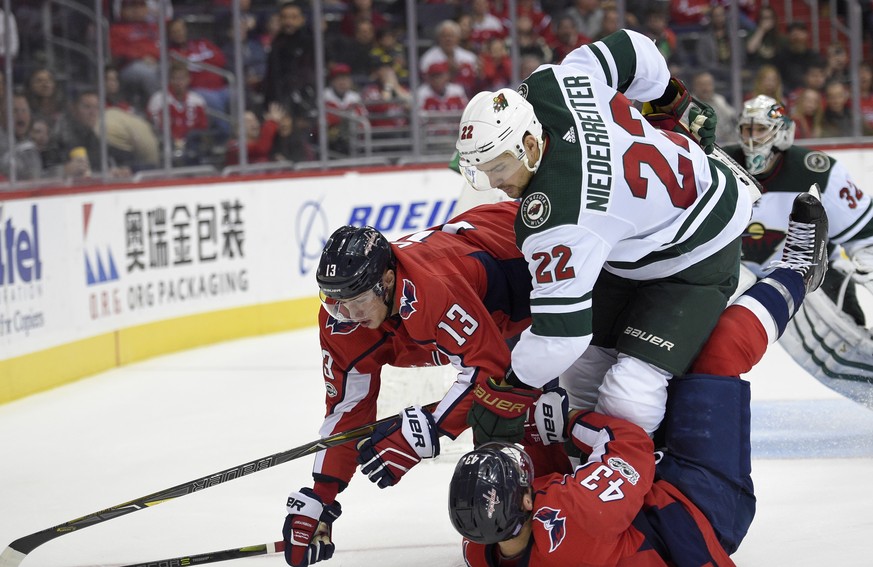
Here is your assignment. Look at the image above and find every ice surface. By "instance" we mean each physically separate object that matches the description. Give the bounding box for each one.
[1,328,872,566]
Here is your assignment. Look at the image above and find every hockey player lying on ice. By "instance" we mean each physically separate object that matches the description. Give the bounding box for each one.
[448,188,829,566]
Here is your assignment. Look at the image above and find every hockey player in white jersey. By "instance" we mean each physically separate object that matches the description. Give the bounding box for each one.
[723,95,873,409]
[455,28,756,442]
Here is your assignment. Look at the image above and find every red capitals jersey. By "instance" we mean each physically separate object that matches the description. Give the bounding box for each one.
[313,202,534,492]
[461,411,734,567]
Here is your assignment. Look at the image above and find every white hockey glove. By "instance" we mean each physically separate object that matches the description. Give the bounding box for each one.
[851,246,873,282]
[525,387,570,445]
[283,487,342,567]
[356,405,440,488]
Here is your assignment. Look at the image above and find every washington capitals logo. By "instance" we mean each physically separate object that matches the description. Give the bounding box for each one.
[492,93,509,112]
[326,315,359,335]
[399,279,418,319]
[482,488,501,518]
[534,507,567,553]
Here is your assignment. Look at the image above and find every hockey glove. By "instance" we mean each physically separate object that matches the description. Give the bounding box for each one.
[467,375,540,444]
[525,386,570,446]
[643,77,691,122]
[851,246,873,283]
[283,487,343,567]
[356,405,440,489]
[688,101,717,154]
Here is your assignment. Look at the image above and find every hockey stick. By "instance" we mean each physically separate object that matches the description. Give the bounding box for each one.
[0,402,438,567]
[120,540,285,567]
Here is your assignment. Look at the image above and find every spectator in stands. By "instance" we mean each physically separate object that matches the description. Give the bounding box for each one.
[30,117,64,178]
[695,4,739,90]
[225,103,287,166]
[324,63,367,156]
[691,70,739,146]
[791,88,824,140]
[0,93,43,181]
[263,2,315,118]
[641,7,681,74]
[824,42,851,86]
[745,6,784,74]
[331,19,378,84]
[748,64,785,105]
[54,90,103,175]
[340,0,388,38]
[361,62,411,131]
[519,53,544,80]
[168,17,230,130]
[785,61,827,111]
[564,0,603,40]
[104,65,136,113]
[551,15,589,64]
[110,0,161,109]
[512,0,554,46]
[595,6,620,40]
[478,37,513,91]
[419,20,479,97]
[104,105,160,171]
[417,61,468,112]
[25,68,65,128]
[0,8,19,72]
[271,108,316,163]
[369,27,408,83]
[146,63,209,163]
[218,2,269,110]
[516,15,552,63]
[859,62,873,132]
[773,22,819,92]
[104,65,160,170]
[668,0,710,33]
[468,0,506,52]
[820,80,854,138]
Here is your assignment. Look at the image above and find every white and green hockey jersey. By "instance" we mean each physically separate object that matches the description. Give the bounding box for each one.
[509,30,753,387]
[722,144,873,275]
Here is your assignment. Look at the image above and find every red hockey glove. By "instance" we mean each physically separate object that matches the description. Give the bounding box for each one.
[283,487,342,567]
[356,405,440,489]
[524,386,570,446]
[467,375,540,444]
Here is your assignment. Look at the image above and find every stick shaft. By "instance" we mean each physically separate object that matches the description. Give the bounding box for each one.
[121,541,285,567]
[1,402,437,564]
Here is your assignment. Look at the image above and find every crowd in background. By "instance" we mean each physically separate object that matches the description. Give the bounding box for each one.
[1,0,873,183]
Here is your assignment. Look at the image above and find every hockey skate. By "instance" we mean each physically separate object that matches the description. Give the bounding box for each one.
[769,184,829,294]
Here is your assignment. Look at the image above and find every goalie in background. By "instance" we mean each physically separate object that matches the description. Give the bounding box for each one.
[723,95,873,409]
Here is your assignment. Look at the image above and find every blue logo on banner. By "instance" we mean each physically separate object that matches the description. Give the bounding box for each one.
[85,248,120,285]
[296,200,330,276]
[0,204,43,286]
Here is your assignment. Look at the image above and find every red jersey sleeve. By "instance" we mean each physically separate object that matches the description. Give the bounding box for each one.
[312,310,387,495]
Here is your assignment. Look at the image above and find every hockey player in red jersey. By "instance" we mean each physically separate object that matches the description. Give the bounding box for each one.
[448,188,829,566]
[281,201,571,567]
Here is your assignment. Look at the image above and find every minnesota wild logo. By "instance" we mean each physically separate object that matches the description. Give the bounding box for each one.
[492,93,508,112]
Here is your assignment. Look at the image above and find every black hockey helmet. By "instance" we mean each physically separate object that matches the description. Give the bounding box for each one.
[448,442,534,544]
[317,225,395,300]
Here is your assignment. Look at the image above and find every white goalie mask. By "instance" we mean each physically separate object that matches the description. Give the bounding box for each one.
[738,95,796,175]
[455,88,544,191]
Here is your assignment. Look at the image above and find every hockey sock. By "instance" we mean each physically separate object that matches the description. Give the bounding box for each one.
[733,267,805,344]
[692,268,805,376]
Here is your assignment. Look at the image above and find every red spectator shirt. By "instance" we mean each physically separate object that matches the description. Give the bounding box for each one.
[109,20,160,67]
[224,119,278,165]
[417,83,468,111]
[146,90,208,141]
[170,39,228,91]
